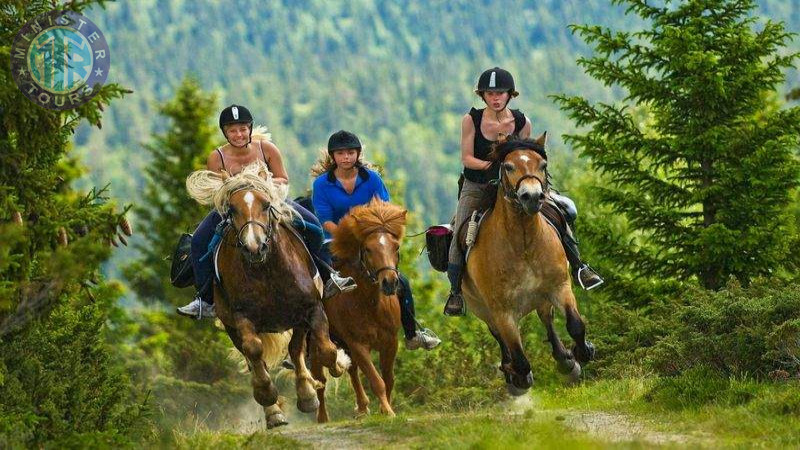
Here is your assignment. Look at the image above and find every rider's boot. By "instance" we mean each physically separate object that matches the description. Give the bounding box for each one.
[443,263,466,316]
[323,271,357,300]
[562,228,604,290]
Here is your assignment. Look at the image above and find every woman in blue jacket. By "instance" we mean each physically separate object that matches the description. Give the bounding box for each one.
[311,130,440,351]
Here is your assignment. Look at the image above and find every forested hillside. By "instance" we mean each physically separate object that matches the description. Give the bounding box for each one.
[77,0,798,225]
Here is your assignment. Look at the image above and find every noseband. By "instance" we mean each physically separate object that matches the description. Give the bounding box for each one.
[498,160,549,211]
[232,204,279,251]
[359,229,400,283]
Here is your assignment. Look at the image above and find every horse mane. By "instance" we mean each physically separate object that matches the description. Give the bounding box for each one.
[330,198,406,261]
[185,160,297,224]
[487,136,547,163]
[309,147,383,177]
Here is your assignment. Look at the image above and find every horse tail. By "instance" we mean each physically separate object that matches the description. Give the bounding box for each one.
[260,330,292,369]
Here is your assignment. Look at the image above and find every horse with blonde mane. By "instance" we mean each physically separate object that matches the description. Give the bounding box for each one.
[460,133,595,395]
[309,198,407,421]
[186,161,350,428]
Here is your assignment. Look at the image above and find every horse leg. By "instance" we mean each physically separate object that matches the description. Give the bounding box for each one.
[492,314,533,395]
[235,319,282,423]
[307,303,350,378]
[489,327,513,385]
[379,340,398,404]
[308,343,329,423]
[289,326,321,413]
[348,363,370,417]
[536,303,581,381]
[563,294,595,365]
[349,342,394,416]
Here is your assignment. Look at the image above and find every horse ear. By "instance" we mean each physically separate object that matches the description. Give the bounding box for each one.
[497,133,509,144]
[534,131,547,147]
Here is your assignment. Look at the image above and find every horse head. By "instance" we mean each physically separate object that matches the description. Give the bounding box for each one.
[228,188,277,263]
[332,198,407,297]
[490,132,549,215]
[359,224,403,296]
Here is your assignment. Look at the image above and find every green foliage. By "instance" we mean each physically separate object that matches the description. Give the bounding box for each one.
[122,76,215,304]
[588,278,800,380]
[0,1,143,446]
[556,0,800,291]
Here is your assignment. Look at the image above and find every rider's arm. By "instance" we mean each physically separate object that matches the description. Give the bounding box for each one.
[374,172,391,202]
[519,117,532,139]
[262,140,289,185]
[312,177,337,235]
[207,150,224,172]
[460,114,492,171]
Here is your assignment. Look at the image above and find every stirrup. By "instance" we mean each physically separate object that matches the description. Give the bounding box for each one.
[443,292,466,317]
[576,265,604,290]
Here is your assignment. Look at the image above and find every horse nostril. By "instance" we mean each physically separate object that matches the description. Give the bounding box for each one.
[538,191,545,200]
[519,192,532,202]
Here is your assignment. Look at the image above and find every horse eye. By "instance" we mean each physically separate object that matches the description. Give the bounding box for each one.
[541,161,548,170]
[262,203,271,211]
[227,206,236,216]
[503,162,515,171]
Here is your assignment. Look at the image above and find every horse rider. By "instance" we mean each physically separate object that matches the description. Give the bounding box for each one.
[177,105,356,319]
[443,67,604,317]
[311,130,441,350]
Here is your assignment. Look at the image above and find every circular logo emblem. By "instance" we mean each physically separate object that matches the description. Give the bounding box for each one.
[10,10,110,110]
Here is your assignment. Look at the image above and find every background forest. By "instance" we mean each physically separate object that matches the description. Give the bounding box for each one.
[2,0,800,448]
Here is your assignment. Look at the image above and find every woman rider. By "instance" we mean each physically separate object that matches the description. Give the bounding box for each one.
[311,130,440,351]
[177,105,356,318]
[443,67,604,316]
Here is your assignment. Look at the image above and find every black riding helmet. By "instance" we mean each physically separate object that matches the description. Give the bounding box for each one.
[219,104,254,147]
[327,130,362,154]
[474,67,519,98]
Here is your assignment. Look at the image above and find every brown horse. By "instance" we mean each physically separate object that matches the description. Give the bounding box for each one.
[310,198,407,421]
[461,133,595,395]
[186,162,350,428]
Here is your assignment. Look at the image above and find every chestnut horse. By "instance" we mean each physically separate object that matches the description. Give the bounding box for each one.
[310,198,407,421]
[186,162,350,428]
[461,133,595,395]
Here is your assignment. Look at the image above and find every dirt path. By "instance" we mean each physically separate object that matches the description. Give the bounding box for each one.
[267,406,702,449]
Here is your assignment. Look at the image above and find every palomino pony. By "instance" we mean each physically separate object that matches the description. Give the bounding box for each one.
[310,198,407,421]
[186,161,350,428]
[460,133,595,395]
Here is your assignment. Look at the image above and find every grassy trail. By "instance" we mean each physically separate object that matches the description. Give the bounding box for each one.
[169,376,800,449]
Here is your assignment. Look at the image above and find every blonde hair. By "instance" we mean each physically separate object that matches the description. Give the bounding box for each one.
[186,160,297,224]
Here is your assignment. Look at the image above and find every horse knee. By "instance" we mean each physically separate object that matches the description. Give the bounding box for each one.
[242,335,264,361]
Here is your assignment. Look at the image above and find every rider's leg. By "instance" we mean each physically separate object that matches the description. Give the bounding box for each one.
[444,178,487,316]
[398,273,440,350]
[178,210,221,318]
[287,199,356,297]
[550,193,603,290]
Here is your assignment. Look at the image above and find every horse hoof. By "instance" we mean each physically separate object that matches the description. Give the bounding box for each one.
[297,396,320,413]
[266,413,288,429]
[573,341,596,364]
[556,358,577,375]
[506,382,530,397]
[329,349,351,378]
[354,406,370,418]
[566,361,582,384]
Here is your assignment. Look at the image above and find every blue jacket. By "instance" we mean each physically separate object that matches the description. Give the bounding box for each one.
[312,167,390,239]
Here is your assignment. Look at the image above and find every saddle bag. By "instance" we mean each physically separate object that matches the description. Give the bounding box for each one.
[170,233,195,288]
[425,224,453,273]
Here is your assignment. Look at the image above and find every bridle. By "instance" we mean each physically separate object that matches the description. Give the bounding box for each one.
[358,229,400,283]
[227,189,280,255]
[498,156,550,211]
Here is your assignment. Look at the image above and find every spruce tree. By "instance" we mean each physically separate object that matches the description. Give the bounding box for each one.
[555,0,800,291]
[123,76,215,304]
[0,1,142,445]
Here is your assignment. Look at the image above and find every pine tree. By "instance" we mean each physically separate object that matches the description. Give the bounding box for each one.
[123,76,215,304]
[555,0,800,291]
[0,1,142,445]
